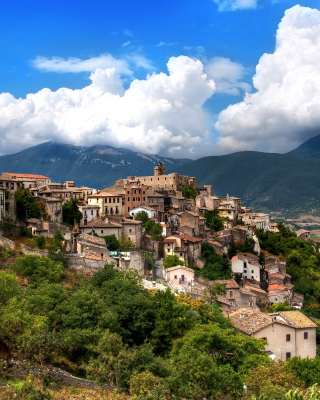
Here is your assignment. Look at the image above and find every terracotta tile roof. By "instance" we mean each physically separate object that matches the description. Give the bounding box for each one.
[163,238,176,243]
[81,217,122,228]
[122,218,142,225]
[175,234,202,243]
[229,308,273,334]
[211,279,240,289]
[268,284,287,292]
[278,312,317,328]
[3,172,50,179]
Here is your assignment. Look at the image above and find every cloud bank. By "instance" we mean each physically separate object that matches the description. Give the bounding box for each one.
[216,5,320,153]
[213,0,259,12]
[32,53,154,76]
[0,56,215,157]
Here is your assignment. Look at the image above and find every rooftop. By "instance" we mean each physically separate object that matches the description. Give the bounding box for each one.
[2,172,50,179]
[229,308,273,334]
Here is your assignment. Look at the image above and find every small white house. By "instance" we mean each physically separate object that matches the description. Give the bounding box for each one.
[231,254,261,282]
[130,205,156,219]
[164,266,195,289]
[79,205,101,226]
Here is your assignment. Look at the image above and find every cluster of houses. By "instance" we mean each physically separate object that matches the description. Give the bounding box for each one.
[0,166,317,361]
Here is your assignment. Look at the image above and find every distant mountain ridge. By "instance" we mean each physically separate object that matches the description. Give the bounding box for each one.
[2,136,320,216]
[0,141,190,189]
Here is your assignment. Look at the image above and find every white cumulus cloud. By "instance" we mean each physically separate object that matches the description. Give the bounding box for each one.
[32,53,154,76]
[0,56,215,157]
[205,57,251,95]
[216,5,320,153]
[213,0,259,12]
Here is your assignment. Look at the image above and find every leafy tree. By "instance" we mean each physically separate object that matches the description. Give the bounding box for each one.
[244,361,300,400]
[198,242,232,280]
[134,210,149,225]
[12,255,64,285]
[53,229,64,249]
[181,184,197,199]
[238,236,255,253]
[228,240,238,259]
[34,235,46,249]
[102,234,120,251]
[237,219,245,226]
[162,255,184,269]
[62,198,82,226]
[0,270,21,306]
[0,217,15,236]
[129,370,170,400]
[268,300,295,313]
[142,250,155,271]
[85,330,131,387]
[171,323,266,399]
[288,357,320,388]
[204,210,224,232]
[145,220,163,241]
[118,235,136,251]
[15,187,41,220]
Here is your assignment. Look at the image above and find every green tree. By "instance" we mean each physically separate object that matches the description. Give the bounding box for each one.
[181,184,197,199]
[204,210,224,232]
[12,255,64,285]
[62,198,82,226]
[34,235,46,249]
[171,324,266,399]
[134,210,149,225]
[85,330,131,387]
[15,187,41,220]
[268,300,295,313]
[102,234,120,251]
[118,235,136,251]
[0,270,21,306]
[228,240,238,259]
[162,255,184,269]
[145,220,163,241]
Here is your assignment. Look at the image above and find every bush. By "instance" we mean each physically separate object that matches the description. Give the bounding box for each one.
[34,235,46,249]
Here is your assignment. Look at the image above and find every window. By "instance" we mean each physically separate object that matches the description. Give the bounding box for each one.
[249,301,253,307]
[262,337,267,342]
[286,352,291,361]
[129,229,132,233]
[180,253,183,257]
[286,334,291,342]
[244,269,247,273]
[244,262,247,268]
[251,270,254,274]
[101,230,104,234]
[174,275,177,279]
[128,197,130,201]
[229,290,234,299]
[304,332,308,340]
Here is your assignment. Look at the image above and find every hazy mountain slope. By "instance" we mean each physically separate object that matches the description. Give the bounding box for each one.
[176,151,320,215]
[0,141,190,188]
[287,134,320,161]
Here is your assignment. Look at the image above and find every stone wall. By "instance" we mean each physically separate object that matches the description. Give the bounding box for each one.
[67,255,108,276]
[141,235,162,259]
[0,236,16,250]
[21,244,49,257]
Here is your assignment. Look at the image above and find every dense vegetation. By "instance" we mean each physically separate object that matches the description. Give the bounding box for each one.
[256,222,320,318]
[0,255,275,399]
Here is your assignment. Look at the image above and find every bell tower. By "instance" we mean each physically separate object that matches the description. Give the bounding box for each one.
[154,161,166,176]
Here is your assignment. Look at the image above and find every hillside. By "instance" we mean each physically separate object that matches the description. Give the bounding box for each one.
[176,151,320,216]
[0,141,190,189]
[287,133,320,161]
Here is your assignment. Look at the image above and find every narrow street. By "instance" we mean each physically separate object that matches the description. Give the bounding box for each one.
[153,259,164,281]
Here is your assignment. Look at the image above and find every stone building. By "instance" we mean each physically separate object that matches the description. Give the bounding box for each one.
[0,189,5,222]
[296,229,311,242]
[229,309,317,361]
[36,197,63,223]
[124,183,148,213]
[163,234,202,268]
[88,193,125,216]
[231,253,262,282]
[77,233,110,260]
[126,163,197,192]
[79,204,101,226]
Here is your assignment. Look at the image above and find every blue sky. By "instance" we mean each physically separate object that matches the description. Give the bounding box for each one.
[1,0,320,157]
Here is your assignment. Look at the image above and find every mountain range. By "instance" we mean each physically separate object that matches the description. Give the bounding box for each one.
[1,136,320,216]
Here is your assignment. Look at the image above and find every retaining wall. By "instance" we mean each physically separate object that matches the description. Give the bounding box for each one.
[0,236,16,250]
[21,244,49,257]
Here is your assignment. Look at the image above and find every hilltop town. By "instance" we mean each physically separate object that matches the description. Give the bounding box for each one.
[0,163,317,366]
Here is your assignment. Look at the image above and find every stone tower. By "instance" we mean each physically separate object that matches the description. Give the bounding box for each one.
[154,161,166,176]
